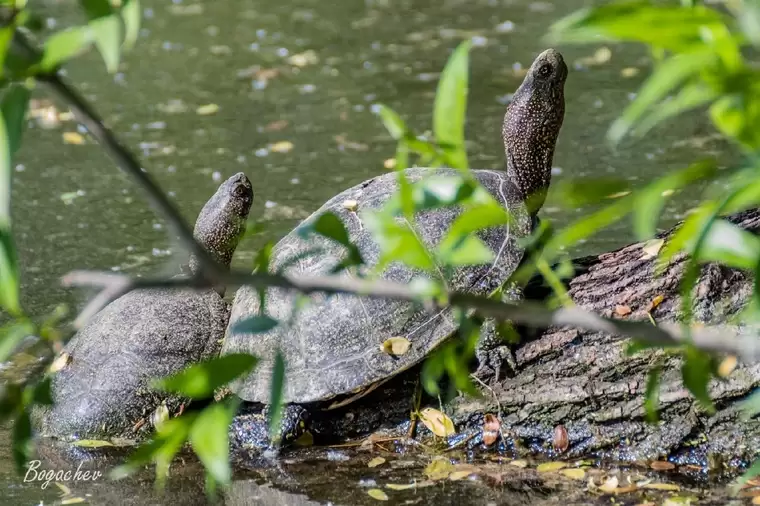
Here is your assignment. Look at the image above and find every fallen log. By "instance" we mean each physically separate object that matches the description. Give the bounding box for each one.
[448,208,760,467]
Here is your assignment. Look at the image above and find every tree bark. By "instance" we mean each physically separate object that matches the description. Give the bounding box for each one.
[449,209,760,466]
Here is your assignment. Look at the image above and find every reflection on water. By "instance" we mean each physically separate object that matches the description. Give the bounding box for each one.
[3,0,737,503]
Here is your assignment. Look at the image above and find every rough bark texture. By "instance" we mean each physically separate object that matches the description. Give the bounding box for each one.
[450,209,760,466]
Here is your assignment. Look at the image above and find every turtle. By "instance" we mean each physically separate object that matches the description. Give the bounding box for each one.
[221,48,568,446]
[35,172,254,440]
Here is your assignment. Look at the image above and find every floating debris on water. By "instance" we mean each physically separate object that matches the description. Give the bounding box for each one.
[196,103,219,116]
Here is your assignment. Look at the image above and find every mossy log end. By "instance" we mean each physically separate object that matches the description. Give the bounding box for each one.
[450,209,760,466]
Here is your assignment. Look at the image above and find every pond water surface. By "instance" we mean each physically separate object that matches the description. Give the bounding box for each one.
[1,0,741,504]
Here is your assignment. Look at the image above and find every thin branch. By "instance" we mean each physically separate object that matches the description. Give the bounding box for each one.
[62,269,760,362]
[12,30,224,279]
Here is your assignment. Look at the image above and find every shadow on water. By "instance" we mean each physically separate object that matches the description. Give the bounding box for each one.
[2,0,742,503]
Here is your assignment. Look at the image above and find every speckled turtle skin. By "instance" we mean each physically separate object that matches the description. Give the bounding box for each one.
[36,173,253,440]
[223,49,568,408]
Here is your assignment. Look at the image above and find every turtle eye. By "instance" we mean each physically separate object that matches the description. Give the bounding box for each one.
[233,184,248,198]
[537,63,552,78]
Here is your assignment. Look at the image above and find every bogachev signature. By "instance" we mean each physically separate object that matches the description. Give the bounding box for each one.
[23,460,102,489]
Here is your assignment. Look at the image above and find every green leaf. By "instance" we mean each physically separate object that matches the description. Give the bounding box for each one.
[681,345,716,414]
[632,159,717,240]
[0,92,18,315]
[438,235,494,267]
[693,219,760,270]
[0,320,33,362]
[736,457,760,488]
[267,350,286,443]
[308,212,351,247]
[740,389,760,420]
[631,82,718,138]
[0,384,21,420]
[79,0,113,18]
[362,212,435,271]
[0,27,14,79]
[12,409,31,474]
[608,50,717,145]
[41,27,94,71]
[121,0,142,50]
[190,399,238,486]
[376,104,407,140]
[710,91,760,151]
[548,2,731,52]
[2,85,31,158]
[32,378,53,406]
[232,315,279,334]
[90,15,123,73]
[111,414,196,487]
[433,40,472,170]
[154,354,258,400]
[644,368,660,424]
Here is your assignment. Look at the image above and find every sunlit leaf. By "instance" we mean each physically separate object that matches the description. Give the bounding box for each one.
[0,27,14,79]
[376,104,407,140]
[694,219,760,270]
[555,177,631,208]
[233,315,279,334]
[0,90,19,315]
[367,489,389,501]
[154,353,258,399]
[0,321,33,362]
[2,85,31,158]
[433,39,472,170]
[681,345,716,414]
[710,91,760,151]
[267,350,286,442]
[90,15,122,73]
[362,212,435,271]
[548,3,731,52]
[41,27,94,71]
[189,399,238,486]
[437,235,494,266]
[121,0,141,50]
[632,159,717,240]
[631,82,718,138]
[608,50,717,145]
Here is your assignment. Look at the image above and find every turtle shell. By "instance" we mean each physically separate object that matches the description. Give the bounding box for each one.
[37,287,228,439]
[222,167,531,405]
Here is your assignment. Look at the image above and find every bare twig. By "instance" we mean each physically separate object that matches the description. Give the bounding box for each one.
[62,269,760,362]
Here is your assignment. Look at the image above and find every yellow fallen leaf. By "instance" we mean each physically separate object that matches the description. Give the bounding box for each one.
[621,67,639,78]
[386,481,434,490]
[448,470,476,481]
[270,141,294,153]
[718,355,738,378]
[606,190,631,199]
[287,49,319,67]
[561,468,586,480]
[382,337,411,356]
[342,199,359,212]
[384,158,396,169]
[424,457,454,481]
[419,408,455,437]
[642,482,680,491]
[150,402,169,430]
[49,352,71,373]
[641,238,664,260]
[61,498,86,505]
[62,132,85,145]
[368,457,386,468]
[536,461,568,473]
[753,496,760,505]
[598,476,619,493]
[648,295,665,312]
[509,459,528,468]
[196,103,219,115]
[367,488,388,501]
[71,439,115,448]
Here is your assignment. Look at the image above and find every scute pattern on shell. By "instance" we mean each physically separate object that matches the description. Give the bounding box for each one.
[223,168,531,404]
[37,288,229,439]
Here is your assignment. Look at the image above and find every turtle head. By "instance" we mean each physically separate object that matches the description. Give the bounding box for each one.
[503,48,567,215]
[190,172,253,278]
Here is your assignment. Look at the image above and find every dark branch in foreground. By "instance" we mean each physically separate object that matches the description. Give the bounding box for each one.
[62,269,760,362]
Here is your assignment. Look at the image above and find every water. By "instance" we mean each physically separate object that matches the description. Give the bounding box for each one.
[3,0,739,503]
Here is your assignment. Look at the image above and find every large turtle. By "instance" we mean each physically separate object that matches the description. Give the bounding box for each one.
[36,173,253,440]
[222,48,568,441]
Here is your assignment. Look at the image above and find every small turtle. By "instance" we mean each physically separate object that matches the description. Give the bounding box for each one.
[222,49,567,443]
[36,173,253,439]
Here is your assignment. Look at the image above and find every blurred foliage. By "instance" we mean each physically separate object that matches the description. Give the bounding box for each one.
[0,0,760,497]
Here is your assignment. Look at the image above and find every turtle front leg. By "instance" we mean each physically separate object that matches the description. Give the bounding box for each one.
[474,318,517,383]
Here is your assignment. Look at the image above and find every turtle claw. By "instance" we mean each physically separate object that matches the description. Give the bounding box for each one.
[475,344,516,384]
